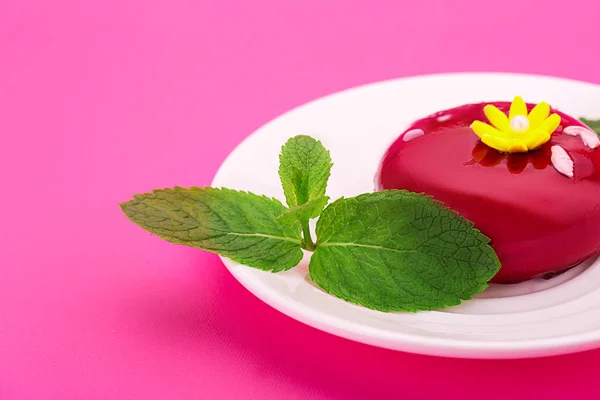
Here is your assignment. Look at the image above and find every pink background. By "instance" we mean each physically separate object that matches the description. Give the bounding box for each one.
[2,0,600,399]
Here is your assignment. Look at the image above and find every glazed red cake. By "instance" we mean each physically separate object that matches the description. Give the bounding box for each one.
[376,100,600,283]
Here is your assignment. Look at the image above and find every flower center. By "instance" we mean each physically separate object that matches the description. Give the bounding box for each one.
[510,115,530,132]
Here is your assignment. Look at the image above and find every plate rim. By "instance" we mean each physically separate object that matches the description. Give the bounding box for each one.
[211,72,600,358]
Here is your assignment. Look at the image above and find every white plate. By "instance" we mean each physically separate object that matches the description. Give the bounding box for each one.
[212,72,600,359]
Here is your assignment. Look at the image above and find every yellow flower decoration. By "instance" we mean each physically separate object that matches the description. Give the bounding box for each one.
[471,96,561,153]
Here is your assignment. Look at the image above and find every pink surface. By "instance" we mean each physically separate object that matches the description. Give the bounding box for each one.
[1,0,600,399]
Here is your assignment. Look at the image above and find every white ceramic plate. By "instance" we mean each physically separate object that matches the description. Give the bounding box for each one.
[212,73,600,359]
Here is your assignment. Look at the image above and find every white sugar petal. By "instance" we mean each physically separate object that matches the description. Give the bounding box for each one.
[402,128,424,142]
[551,145,574,178]
[564,126,600,149]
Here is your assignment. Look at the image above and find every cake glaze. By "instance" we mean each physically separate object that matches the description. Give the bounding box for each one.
[376,102,600,283]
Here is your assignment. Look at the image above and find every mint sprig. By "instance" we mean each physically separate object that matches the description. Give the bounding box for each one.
[120,135,501,312]
[581,118,600,135]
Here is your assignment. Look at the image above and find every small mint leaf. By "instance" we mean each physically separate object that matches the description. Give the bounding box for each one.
[309,190,500,312]
[581,118,600,136]
[278,196,329,225]
[278,135,332,207]
[120,187,303,272]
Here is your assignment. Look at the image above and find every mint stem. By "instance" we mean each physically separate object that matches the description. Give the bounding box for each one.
[301,220,316,251]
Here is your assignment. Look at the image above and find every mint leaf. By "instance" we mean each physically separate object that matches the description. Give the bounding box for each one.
[120,187,303,272]
[309,190,500,312]
[278,196,329,225]
[581,118,600,135]
[278,135,332,207]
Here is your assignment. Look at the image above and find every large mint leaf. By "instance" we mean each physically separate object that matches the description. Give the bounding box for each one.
[120,187,303,272]
[278,135,332,208]
[581,118,600,135]
[309,190,500,312]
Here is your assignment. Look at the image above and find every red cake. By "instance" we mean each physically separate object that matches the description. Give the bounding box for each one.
[376,98,600,283]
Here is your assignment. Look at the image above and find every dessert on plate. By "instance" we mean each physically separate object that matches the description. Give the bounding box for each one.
[121,91,599,312]
[377,97,600,283]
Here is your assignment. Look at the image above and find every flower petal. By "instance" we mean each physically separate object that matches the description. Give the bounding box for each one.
[537,113,561,134]
[471,121,511,139]
[484,105,511,131]
[507,142,529,153]
[527,102,550,129]
[480,134,512,152]
[524,130,551,150]
[509,96,528,119]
